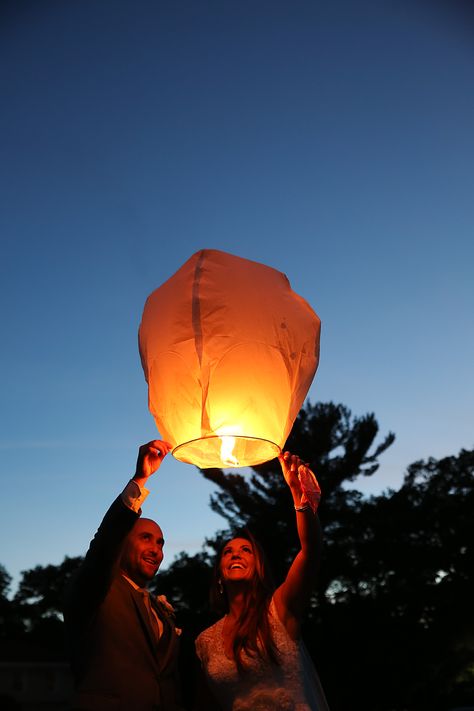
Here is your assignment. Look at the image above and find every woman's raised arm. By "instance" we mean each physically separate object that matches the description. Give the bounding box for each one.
[273,451,322,639]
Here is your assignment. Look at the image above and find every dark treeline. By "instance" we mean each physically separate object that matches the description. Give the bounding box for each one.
[1,402,473,711]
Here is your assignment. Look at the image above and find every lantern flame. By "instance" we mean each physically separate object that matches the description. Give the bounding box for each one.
[219,435,239,467]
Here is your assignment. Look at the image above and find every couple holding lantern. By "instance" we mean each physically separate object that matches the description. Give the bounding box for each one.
[64,439,330,711]
[64,249,328,708]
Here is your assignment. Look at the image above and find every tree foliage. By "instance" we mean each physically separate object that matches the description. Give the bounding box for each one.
[0,565,11,600]
[3,556,84,655]
[308,447,474,711]
[0,563,24,641]
[14,556,83,626]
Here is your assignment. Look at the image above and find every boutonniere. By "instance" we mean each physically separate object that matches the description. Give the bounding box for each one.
[154,594,182,636]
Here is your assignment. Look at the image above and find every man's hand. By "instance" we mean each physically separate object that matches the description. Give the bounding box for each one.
[133,440,172,486]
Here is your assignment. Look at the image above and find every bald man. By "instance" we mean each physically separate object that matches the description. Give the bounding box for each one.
[64,441,184,711]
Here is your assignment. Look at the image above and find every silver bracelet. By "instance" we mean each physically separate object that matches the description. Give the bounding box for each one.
[294,503,311,512]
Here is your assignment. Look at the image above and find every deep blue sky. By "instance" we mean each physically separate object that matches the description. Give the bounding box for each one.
[1,0,473,594]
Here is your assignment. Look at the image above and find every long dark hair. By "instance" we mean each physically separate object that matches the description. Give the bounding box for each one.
[210,528,280,672]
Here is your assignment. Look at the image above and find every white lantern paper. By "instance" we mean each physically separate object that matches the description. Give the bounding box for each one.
[138,249,321,468]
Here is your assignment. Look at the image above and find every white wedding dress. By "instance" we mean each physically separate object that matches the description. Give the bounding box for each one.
[195,598,330,711]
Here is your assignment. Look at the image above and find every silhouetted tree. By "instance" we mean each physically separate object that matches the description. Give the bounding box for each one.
[323,448,474,711]
[0,565,11,599]
[13,555,83,654]
[15,556,83,625]
[0,564,24,641]
[151,551,212,616]
[292,447,474,711]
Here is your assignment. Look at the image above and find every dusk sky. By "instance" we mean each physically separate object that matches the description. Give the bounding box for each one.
[1,0,473,594]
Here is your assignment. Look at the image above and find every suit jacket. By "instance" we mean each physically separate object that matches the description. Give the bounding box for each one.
[63,495,183,711]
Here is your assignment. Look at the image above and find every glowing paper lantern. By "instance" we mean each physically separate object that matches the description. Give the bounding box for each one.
[138,249,320,468]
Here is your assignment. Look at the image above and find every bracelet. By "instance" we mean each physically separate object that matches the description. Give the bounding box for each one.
[294,503,311,512]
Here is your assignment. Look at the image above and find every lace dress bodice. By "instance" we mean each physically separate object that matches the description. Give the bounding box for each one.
[195,599,329,711]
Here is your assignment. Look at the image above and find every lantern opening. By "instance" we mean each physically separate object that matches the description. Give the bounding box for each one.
[172,435,280,469]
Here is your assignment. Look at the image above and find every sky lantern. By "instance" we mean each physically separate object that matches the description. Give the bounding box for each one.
[138,249,321,469]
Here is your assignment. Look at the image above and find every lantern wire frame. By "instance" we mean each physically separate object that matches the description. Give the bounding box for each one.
[172,435,281,469]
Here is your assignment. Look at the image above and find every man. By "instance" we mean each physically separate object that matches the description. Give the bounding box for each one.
[64,440,184,711]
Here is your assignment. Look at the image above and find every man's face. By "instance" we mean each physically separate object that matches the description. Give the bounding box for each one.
[120,518,164,587]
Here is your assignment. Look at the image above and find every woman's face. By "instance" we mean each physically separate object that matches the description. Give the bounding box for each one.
[220,537,256,584]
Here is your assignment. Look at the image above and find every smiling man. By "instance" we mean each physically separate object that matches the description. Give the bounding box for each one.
[121,518,165,585]
[63,441,184,711]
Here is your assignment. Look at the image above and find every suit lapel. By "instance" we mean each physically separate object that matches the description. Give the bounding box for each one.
[125,580,179,674]
[118,576,179,674]
[150,595,180,674]
[120,578,159,659]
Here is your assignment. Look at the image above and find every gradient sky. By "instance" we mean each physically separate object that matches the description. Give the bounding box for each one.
[1,0,473,594]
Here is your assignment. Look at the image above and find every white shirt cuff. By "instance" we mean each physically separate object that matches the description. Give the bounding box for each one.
[121,479,150,513]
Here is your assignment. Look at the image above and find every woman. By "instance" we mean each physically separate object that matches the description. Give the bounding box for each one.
[195,451,330,711]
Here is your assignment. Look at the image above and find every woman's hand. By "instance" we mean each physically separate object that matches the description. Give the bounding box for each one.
[278,451,305,495]
[278,451,321,513]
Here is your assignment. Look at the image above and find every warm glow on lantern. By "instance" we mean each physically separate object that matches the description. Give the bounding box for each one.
[139,249,320,469]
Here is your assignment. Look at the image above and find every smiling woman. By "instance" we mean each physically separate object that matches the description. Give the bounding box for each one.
[220,539,256,582]
[194,452,330,711]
